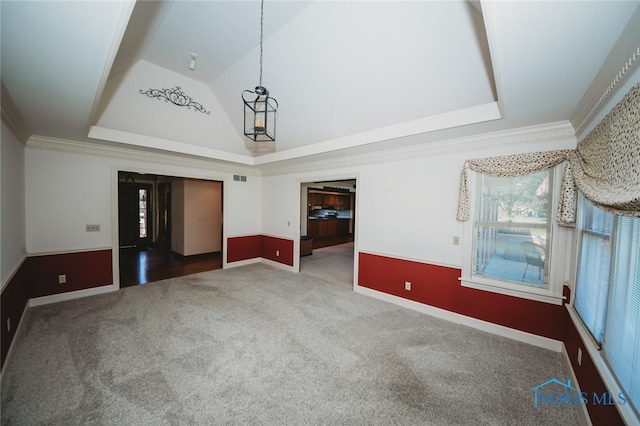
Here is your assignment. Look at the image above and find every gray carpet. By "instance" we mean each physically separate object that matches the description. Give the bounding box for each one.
[300,242,354,285]
[1,263,583,425]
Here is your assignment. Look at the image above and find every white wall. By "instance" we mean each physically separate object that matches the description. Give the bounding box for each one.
[24,145,261,257]
[179,180,222,256]
[261,174,298,238]
[26,148,114,253]
[1,123,26,287]
[96,60,246,155]
[261,132,578,270]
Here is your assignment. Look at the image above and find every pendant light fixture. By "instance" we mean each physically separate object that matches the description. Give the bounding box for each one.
[242,0,278,142]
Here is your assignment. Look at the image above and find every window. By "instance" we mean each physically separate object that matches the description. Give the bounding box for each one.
[574,196,612,343]
[574,195,640,416]
[462,168,561,303]
[139,188,148,239]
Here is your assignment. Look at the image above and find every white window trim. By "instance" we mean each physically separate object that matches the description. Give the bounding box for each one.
[460,167,565,305]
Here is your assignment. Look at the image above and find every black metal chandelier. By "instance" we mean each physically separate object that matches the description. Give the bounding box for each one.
[242,0,278,142]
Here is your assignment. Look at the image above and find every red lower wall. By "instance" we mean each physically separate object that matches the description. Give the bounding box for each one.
[227,235,293,267]
[358,252,566,341]
[227,235,262,263]
[1,260,29,369]
[260,235,294,266]
[564,307,625,425]
[27,249,113,298]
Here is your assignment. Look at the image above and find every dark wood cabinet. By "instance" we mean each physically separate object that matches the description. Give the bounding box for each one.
[336,219,349,236]
[308,220,320,238]
[336,195,350,210]
[308,190,351,210]
[308,193,321,206]
[307,218,350,239]
[321,194,335,206]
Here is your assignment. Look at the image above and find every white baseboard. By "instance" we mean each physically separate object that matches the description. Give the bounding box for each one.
[355,285,563,352]
[224,258,261,269]
[29,284,116,307]
[225,257,294,272]
[0,298,29,380]
[561,344,593,426]
[259,258,295,272]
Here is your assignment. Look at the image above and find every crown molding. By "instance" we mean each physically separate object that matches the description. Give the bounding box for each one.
[253,102,502,166]
[572,6,640,138]
[26,120,575,179]
[1,82,31,144]
[259,121,576,176]
[26,135,259,176]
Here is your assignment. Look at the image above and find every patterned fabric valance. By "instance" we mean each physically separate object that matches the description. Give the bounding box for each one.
[456,150,569,221]
[563,82,640,221]
[457,81,640,224]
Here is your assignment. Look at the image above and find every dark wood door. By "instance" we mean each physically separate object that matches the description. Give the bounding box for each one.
[157,183,171,246]
[118,182,152,249]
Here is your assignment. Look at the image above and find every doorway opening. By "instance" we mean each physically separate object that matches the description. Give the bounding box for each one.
[299,179,356,285]
[117,172,223,287]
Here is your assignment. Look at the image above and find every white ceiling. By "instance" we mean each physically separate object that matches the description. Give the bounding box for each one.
[2,1,639,168]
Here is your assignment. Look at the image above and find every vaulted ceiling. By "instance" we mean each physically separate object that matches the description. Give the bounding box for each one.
[2,1,639,168]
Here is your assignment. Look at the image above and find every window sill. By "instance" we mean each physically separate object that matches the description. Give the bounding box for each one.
[460,277,565,305]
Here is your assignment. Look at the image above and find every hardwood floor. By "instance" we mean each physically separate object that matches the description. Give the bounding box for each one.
[119,244,222,288]
[119,235,351,287]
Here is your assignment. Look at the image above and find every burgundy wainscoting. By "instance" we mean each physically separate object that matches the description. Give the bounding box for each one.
[1,260,29,369]
[563,290,624,426]
[27,249,113,298]
[227,235,294,267]
[261,235,294,266]
[358,252,566,341]
[227,235,262,263]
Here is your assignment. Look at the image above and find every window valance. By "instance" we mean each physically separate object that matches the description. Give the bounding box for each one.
[457,81,640,225]
[456,150,569,221]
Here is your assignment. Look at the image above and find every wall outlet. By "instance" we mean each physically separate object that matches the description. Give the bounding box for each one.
[577,347,582,366]
[405,281,411,291]
[58,274,67,284]
[453,236,460,245]
[276,250,280,257]
[86,224,100,232]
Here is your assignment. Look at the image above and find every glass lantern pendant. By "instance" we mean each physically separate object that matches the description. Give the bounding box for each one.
[243,85,278,142]
[242,0,278,142]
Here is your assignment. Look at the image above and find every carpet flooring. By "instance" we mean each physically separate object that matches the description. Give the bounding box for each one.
[300,242,354,285]
[1,263,584,425]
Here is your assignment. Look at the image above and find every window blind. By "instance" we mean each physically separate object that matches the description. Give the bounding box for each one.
[574,196,612,343]
[603,215,640,411]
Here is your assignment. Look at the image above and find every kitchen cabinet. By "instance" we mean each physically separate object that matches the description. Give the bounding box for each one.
[307,218,350,239]
[308,190,351,210]
[336,219,349,236]
[308,220,320,238]
[336,195,350,210]
[322,194,336,206]
[308,193,322,206]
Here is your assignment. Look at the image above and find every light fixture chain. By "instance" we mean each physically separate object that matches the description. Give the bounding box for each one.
[259,0,264,87]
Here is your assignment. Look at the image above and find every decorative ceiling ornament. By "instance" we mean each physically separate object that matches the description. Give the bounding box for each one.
[242,0,278,142]
[139,86,210,115]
